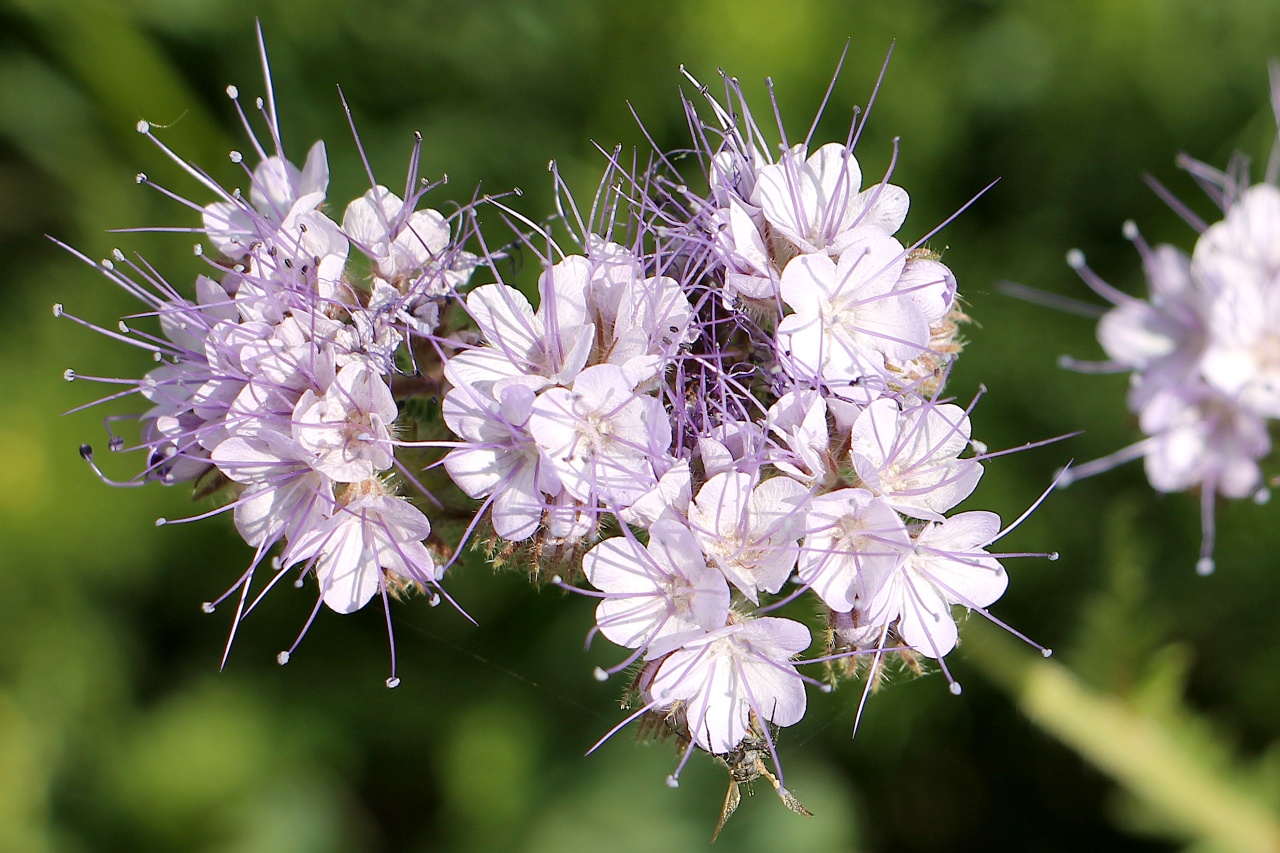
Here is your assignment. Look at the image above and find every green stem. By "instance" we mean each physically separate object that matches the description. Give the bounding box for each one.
[964,619,1280,852]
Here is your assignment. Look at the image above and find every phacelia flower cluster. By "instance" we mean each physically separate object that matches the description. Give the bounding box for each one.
[62,37,1054,831]
[438,60,1053,823]
[1063,65,1280,576]
[60,37,479,681]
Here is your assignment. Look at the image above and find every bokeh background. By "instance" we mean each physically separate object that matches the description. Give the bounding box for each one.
[5,0,1280,850]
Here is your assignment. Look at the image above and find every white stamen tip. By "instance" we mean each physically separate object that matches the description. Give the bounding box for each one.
[229,150,243,164]
[154,517,167,527]
[665,775,680,789]
[226,85,238,99]
[63,369,75,381]
[592,667,609,682]
[200,602,215,614]
[1121,220,1139,241]
[1253,488,1271,505]
[428,593,441,607]
[136,120,150,134]
[1196,557,1215,576]
[1066,249,1086,270]
[386,677,401,689]
[1042,648,1054,658]
[112,248,125,261]
[135,172,147,184]
[52,303,64,317]
[819,683,833,694]
[100,259,114,270]
[255,97,264,109]
[1055,468,1074,488]
[118,321,130,334]
[949,681,963,696]
[551,575,563,585]
[276,651,290,665]
[293,578,305,588]
[193,243,203,256]
[1047,551,1060,561]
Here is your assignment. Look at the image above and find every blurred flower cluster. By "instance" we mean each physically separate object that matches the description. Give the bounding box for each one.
[61,37,1050,826]
[1064,65,1280,576]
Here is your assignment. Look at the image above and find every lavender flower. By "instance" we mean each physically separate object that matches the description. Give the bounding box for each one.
[60,31,1057,832]
[60,31,478,682]
[437,51,1056,825]
[1063,65,1280,575]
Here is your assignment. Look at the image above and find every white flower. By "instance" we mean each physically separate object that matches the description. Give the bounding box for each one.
[797,488,910,613]
[526,363,668,508]
[647,616,810,754]
[859,511,1007,659]
[687,471,809,603]
[292,360,398,483]
[848,398,983,520]
[754,142,909,256]
[776,234,929,384]
[582,520,730,651]
[285,493,436,615]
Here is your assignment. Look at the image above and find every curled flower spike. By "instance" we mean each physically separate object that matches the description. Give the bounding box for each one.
[64,32,1060,833]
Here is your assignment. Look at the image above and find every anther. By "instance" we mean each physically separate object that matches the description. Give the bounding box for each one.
[108,436,124,452]
[136,120,150,134]
[226,85,239,99]
[665,775,680,789]
[193,244,203,256]
[229,150,243,164]
[1042,648,1054,658]
[112,248,125,261]
[276,651,290,665]
[1066,249,1086,270]
[949,682,963,696]
[593,667,608,682]
[155,518,168,527]
[52,303,64,317]
[201,601,216,614]
[1121,220,1139,241]
[1195,557,1215,576]
[293,578,305,588]
[385,677,401,689]
[1047,551,1060,561]
[255,97,264,110]
[63,369,75,381]
[1253,488,1271,505]
[135,173,147,184]
[100,258,114,271]
[118,321,130,334]
[79,444,93,461]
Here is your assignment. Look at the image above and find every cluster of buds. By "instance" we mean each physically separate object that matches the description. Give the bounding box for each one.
[61,36,1053,830]
[1063,64,1280,576]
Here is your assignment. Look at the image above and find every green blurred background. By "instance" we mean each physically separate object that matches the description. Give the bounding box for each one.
[5,0,1280,850]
